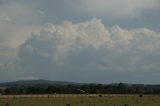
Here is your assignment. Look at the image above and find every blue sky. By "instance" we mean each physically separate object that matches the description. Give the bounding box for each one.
[0,0,160,84]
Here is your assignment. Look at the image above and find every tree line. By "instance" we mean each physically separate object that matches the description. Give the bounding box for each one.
[3,83,160,95]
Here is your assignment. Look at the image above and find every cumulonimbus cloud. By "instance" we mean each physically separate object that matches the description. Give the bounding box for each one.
[18,18,160,76]
[0,18,160,82]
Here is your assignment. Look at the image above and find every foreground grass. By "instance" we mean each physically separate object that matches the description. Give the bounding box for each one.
[0,95,160,106]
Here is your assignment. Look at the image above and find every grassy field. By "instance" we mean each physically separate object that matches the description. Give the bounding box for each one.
[0,94,160,106]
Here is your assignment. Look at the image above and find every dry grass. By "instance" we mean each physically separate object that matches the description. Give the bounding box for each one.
[0,94,160,106]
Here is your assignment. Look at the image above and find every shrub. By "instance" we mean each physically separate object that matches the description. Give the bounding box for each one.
[66,104,70,106]
[139,94,143,98]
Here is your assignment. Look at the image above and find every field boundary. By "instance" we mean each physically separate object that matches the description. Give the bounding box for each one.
[0,94,159,99]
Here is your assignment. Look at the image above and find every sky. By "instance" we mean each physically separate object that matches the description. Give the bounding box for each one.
[0,0,160,84]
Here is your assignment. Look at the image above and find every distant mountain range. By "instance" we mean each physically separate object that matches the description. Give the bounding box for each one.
[0,79,160,89]
[1,80,160,95]
[0,79,78,87]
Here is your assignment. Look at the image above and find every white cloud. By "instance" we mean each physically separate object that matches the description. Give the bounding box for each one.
[18,19,160,74]
[1,18,160,83]
[111,25,133,49]
[0,0,159,83]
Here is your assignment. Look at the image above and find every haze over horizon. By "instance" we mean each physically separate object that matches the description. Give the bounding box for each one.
[0,0,160,84]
